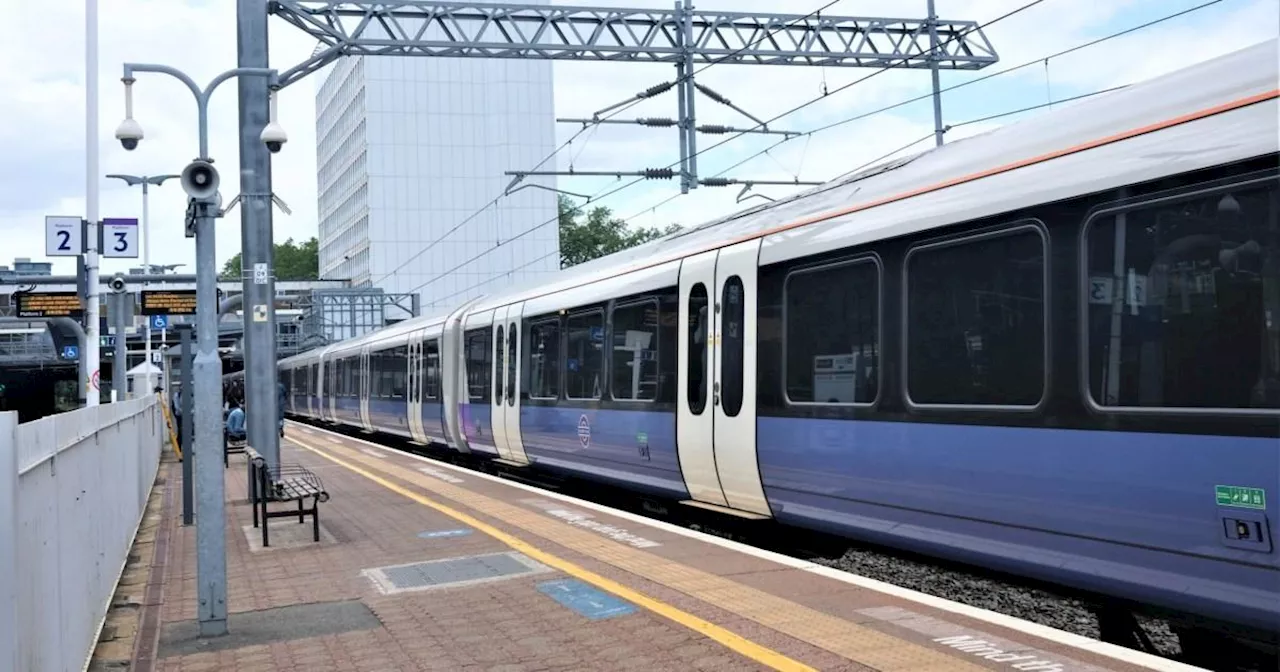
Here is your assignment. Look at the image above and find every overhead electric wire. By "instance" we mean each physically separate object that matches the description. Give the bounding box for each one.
[368,0,848,288]
[624,0,1232,220]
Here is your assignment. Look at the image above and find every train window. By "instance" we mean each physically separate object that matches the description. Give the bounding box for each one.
[688,284,709,414]
[527,319,561,400]
[906,226,1046,407]
[1085,177,1280,411]
[721,277,745,416]
[507,323,517,406]
[391,346,407,398]
[611,299,659,401]
[565,310,604,400]
[425,340,440,399]
[465,328,491,401]
[494,325,505,405]
[784,258,879,405]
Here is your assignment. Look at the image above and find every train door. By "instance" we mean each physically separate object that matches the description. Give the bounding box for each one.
[407,332,426,442]
[676,241,771,517]
[490,304,531,465]
[359,345,373,431]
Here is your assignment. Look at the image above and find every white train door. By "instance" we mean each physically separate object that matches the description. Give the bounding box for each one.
[407,332,426,443]
[491,304,531,466]
[677,241,771,517]
[359,345,373,431]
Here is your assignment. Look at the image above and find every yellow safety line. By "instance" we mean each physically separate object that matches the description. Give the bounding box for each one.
[159,401,181,459]
[291,437,816,672]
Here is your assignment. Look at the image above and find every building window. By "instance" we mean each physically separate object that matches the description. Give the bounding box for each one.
[527,319,561,400]
[565,310,604,400]
[785,258,879,405]
[721,277,745,417]
[906,226,1046,407]
[465,328,491,402]
[611,299,659,401]
[1085,178,1280,410]
[687,284,709,415]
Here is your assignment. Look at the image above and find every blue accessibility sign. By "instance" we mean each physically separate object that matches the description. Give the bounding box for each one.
[61,345,79,360]
[150,314,169,330]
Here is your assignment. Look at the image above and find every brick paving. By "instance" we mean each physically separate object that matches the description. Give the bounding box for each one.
[113,424,1159,672]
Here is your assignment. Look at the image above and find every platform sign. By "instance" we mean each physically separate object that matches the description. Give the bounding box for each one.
[45,215,83,257]
[140,290,197,316]
[101,218,140,258]
[16,292,83,318]
[150,314,169,330]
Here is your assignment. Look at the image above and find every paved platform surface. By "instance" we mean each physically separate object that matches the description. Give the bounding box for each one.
[105,422,1189,672]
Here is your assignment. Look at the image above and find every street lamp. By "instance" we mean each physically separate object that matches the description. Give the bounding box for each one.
[115,61,283,639]
[106,173,179,394]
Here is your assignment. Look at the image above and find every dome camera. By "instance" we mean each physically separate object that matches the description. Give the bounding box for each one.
[260,122,287,154]
[115,118,143,151]
[109,274,127,294]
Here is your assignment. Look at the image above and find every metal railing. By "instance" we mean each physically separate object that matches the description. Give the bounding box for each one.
[0,395,165,671]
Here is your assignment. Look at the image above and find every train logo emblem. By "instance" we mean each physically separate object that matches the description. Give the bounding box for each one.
[577,414,591,449]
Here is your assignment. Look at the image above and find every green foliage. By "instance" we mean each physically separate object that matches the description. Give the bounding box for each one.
[220,237,319,281]
[557,195,681,268]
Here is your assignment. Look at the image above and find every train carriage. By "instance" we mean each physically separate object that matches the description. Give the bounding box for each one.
[277,39,1280,659]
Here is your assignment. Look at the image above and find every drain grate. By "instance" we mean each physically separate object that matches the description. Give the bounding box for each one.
[362,551,551,595]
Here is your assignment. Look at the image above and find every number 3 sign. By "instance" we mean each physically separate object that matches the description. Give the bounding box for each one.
[101,218,139,259]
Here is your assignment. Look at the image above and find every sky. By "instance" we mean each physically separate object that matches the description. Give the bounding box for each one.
[0,0,1275,277]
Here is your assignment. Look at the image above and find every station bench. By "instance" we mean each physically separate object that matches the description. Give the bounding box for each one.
[245,446,330,548]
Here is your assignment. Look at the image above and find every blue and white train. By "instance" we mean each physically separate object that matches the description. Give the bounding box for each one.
[280,40,1280,658]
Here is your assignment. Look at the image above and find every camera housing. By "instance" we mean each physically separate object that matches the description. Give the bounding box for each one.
[115,118,143,151]
[260,122,287,154]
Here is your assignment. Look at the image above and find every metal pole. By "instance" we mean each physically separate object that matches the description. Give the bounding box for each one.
[681,0,698,190]
[85,0,101,407]
[238,0,281,473]
[179,325,194,526]
[113,294,128,401]
[927,0,945,147]
[142,181,152,392]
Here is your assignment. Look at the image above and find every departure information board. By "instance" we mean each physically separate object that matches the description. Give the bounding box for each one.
[15,292,83,318]
[139,290,198,315]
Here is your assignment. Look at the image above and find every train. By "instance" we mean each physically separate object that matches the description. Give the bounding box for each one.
[275,40,1279,661]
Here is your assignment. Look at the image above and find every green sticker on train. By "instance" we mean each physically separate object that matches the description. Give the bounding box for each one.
[1216,485,1266,510]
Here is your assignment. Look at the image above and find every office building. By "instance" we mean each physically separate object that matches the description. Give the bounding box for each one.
[315,35,559,315]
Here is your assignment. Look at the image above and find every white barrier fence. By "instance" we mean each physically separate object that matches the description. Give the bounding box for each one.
[0,396,165,672]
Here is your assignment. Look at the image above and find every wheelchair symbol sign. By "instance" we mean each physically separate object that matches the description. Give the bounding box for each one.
[150,315,169,330]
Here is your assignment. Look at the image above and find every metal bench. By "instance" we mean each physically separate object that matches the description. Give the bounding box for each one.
[245,446,329,548]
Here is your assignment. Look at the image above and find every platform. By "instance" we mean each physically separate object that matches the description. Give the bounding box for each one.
[98,422,1198,672]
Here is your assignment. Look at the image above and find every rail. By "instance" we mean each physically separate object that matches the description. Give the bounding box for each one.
[0,395,165,671]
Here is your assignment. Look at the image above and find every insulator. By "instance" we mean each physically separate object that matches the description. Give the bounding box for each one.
[638,118,676,127]
[700,178,732,187]
[696,125,733,134]
[640,82,675,98]
[643,168,675,180]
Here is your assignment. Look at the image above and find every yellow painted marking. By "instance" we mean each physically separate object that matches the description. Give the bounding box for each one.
[297,436,994,672]
[290,437,815,672]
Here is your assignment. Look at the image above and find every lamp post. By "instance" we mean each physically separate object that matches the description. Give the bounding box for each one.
[114,61,284,638]
[106,173,179,394]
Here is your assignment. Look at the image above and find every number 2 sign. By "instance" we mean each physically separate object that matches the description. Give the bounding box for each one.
[45,215,83,257]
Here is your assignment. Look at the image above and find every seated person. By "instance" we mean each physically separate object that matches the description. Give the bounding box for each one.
[225,401,247,442]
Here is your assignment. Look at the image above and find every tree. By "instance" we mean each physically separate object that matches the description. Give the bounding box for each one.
[221,237,319,280]
[558,195,681,268]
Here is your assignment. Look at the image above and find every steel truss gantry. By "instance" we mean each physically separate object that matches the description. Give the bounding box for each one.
[269,0,998,192]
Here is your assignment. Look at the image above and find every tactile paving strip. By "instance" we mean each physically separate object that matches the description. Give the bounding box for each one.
[361,551,552,595]
[318,440,992,672]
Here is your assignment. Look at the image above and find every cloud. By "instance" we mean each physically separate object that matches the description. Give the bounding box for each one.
[0,0,1270,280]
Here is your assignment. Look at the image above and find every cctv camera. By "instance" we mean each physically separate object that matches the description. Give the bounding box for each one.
[260,122,287,154]
[115,118,143,151]
[109,274,127,294]
[180,160,220,200]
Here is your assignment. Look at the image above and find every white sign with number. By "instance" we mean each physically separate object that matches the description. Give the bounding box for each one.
[253,262,269,285]
[45,215,82,257]
[1088,276,1114,305]
[102,218,140,258]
